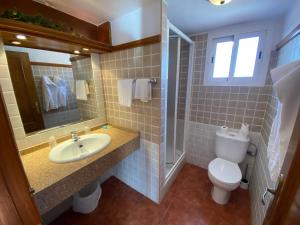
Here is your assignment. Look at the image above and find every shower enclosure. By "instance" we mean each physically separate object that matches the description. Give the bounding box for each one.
[165,22,194,178]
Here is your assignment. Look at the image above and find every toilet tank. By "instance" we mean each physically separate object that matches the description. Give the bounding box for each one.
[215,131,250,163]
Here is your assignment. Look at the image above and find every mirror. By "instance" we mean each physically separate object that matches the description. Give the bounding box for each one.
[4,45,99,134]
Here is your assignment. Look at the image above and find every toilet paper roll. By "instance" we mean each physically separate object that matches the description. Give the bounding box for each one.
[219,126,228,134]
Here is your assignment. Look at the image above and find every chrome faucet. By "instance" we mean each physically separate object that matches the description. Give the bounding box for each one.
[70,131,80,142]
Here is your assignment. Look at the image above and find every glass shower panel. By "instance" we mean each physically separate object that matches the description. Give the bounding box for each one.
[166,34,179,165]
[175,39,189,158]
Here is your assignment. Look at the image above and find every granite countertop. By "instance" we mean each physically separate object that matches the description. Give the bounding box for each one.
[20,125,139,195]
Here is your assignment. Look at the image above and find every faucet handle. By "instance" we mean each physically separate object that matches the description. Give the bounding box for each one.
[70,131,80,142]
[70,131,77,138]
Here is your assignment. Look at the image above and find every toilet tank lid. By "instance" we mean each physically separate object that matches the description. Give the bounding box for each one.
[216,131,250,142]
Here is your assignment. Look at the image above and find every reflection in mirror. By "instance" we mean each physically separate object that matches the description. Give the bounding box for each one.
[4,46,97,134]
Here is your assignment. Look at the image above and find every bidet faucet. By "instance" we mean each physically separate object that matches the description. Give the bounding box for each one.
[70,131,80,142]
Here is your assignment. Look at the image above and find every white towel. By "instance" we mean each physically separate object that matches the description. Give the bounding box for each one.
[117,79,134,107]
[268,60,300,181]
[53,76,68,108]
[76,80,89,101]
[134,79,152,102]
[68,79,75,94]
[42,76,58,111]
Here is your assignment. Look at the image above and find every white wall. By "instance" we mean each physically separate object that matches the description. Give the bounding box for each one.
[282,0,300,37]
[4,46,71,65]
[110,1,161,45]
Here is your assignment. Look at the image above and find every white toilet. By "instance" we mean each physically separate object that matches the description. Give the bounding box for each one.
[208,130,249,205]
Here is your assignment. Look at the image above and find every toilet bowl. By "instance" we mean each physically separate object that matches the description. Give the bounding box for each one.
[208,158,242,204]
[208,130,249,205]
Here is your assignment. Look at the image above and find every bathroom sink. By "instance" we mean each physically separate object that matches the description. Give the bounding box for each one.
[49,133,111,164]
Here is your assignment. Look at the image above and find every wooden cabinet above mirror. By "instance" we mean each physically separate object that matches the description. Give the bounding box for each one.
[0,19,112,56]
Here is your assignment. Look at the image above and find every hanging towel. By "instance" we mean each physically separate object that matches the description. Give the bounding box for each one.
[134,79,152,102]
[76,80,89,101]
[268,60,300,181]
[68,79,75,94]
[42,76,58,111]
[117,79,134,107]
[53,76,68,108]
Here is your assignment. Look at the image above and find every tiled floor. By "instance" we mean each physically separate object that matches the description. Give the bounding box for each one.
[51,164,250,225]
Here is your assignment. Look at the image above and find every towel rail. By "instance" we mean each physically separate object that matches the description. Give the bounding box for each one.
[149,78,157,84]
[121,78,157,84]
[132,78,157,84]
[276,24,300,50]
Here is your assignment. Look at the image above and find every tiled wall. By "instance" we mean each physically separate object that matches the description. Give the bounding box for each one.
[175,40,190,154]
[177,41,189,120]
[99,43,161,202]
[100,44,161,143]
[189,34,271,132]
[72,57,98,120]
[250,35,300,225]
[249,134,276,225]
[31,65,80,128]
[113,140,160,202]
[0,38,106,150]
[185,33,274,174]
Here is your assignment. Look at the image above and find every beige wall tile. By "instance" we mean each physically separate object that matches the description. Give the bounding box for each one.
[100,43,161,144]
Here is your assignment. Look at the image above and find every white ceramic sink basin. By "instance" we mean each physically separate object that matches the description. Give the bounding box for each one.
[49,133,111,164]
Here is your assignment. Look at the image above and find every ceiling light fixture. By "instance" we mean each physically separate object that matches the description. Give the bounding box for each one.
[83,48,89,51]
[16,34,27,40]
[11,41,21,45]
[208,0,232,6]
[74,50,80,54]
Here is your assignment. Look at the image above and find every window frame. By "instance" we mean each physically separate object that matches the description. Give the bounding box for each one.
[208,35,234,84]
[204,28,268,87]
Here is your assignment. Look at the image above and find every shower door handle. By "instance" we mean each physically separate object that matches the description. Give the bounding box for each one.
[261,174,284,205]
[262,188,276,205]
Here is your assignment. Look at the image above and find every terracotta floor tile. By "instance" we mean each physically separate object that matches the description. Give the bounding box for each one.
[50,164,251,225]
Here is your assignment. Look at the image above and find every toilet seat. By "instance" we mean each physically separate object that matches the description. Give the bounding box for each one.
[208,158,242,188]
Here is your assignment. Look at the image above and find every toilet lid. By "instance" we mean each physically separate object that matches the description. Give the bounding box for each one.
[209,158,242,184]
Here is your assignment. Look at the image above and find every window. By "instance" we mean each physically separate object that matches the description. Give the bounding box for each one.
[212,36,234,78]
[204,30,266,86]
[234,35,260,78]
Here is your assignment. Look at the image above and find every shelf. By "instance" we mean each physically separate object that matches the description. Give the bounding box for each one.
[0,18,112,55]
